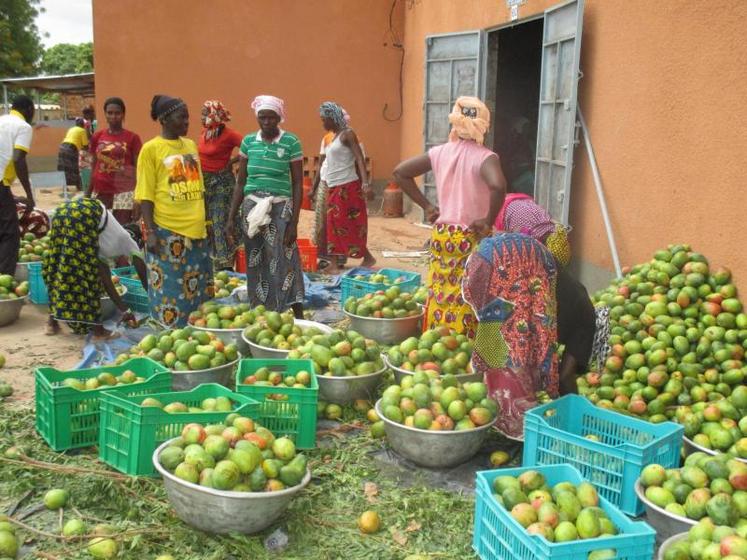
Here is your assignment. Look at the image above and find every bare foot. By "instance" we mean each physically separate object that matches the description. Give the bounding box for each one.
[91,326,120,341]
[361,251,377,268]
[45,320,60,336]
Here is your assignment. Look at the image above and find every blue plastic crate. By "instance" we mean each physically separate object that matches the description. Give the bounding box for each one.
[112,266,148,313]
[340,268,421,308]
[473,464,655,560]
[28,262,49,304]
[522,394,684,516]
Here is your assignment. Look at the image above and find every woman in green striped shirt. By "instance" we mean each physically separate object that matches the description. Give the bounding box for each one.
[226,95,305,318]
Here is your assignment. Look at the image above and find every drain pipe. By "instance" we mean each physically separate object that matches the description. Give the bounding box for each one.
[577,107,622,278]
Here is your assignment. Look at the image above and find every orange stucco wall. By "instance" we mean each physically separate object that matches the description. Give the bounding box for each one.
[400,0,747,293]
[92,0,405,180]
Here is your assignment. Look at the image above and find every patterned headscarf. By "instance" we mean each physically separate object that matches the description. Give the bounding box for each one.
[448,96,491,145]
[251,95,286,122]
[202,100,231,139]
[319,101,348,130]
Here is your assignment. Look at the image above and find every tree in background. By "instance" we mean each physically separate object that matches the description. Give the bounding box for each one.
[40,42,93,75]
[0,0,45,77]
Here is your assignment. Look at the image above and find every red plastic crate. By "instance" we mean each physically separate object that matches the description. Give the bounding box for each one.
[297,239,318,272]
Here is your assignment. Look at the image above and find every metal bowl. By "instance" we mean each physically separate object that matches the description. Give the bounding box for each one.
[171,357,240,391]
[153,438,311,534]
[14,262,30,281]
[317,366,386,404]
[634,480,695,541]
[683,435,747,465]
[241,319,333,359]
[100,286,128,320]
[0,296,27,327]
[192,325,250,356]
[342,309,423,345]
[382,354,482,384]
[657,533,688,560]
[374,399,494,468]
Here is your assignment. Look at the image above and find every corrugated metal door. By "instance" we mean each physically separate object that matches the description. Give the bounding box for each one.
[534,0,584,225]
[423,31,483,206]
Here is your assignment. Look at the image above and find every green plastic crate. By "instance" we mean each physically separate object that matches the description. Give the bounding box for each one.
[98,383,260,476]
[35,358,171,451]
[235,358,318,449]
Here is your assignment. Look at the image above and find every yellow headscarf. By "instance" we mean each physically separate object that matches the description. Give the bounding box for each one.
[447,96,491,145]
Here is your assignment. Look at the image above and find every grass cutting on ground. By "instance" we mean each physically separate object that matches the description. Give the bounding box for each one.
[0,402,481,560]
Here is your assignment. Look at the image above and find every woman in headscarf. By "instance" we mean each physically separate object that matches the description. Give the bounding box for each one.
[225,95,305,318]
[43,197,144,338]
[311,106,352,269]
[494,193,608,395]
[462,232,559,439]
[134,94,213,328]
[88,97,143,225]
[57,117,89,190]
[198,100,243,270]
[316,101,374,273]
[393,96,507,337]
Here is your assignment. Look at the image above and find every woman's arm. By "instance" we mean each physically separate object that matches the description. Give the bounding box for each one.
[341,129,368,192]
[392,154,439,223]
[140,201,157,254]
[99,261,128,312]
[225,156,248,247]
[285,159,303,246]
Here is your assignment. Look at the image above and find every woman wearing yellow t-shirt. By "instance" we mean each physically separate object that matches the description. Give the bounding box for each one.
[57,117,89,189]
[134,95,213,328]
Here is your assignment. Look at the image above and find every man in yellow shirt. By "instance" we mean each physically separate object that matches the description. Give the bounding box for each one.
[57,117,89,190]
[0,95,35,274]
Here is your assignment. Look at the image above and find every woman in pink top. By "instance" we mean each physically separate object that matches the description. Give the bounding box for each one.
[393,96,506,337]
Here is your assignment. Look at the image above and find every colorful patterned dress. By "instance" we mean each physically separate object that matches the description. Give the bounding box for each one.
[43,198,104,333]
[424,224,478,337]
[326,179,368,259]
[462,233,559,439]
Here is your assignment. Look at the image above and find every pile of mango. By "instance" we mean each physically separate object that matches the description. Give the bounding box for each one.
[158,417,308,492]
[59,369,147,391]
[0,275,28,300]
[287,329,384,377]
[343,285,421,319]
[638,454,747,525]
[17,232,48,263]
[188,302,255,330]
[116,328,239,371]
[375,374,497,432]
[677,385,747,456]
[385,326,473,376]
[350,272,410,286]
[661,518,747,560]
[213,270,245,299]
[492,470,619,545]
[140,395,238,414]
[579,245,747,428]
[242,309,327,350]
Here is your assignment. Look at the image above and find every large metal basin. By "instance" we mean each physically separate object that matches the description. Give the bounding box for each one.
[100,286,128,320]
[343,309,423,345]
[382,354,482,384]
[171,357,239,391]
[683,435,747,465]
[657,533,687,560]
[0,296,27,327]
[153,438,311,534]
[317,366,385,405]
[242,319,333,359]
[634,480,695,541]
[374,398,494,468]
[192,325,250,356]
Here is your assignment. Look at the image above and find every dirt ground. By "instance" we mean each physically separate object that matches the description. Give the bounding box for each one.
[0,186,431,402]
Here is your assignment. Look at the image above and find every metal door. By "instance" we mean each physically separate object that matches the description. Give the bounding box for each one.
[534,0,584,225]
[423,31,483,206]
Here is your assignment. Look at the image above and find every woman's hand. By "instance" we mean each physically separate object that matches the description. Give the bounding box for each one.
[424,204,440,224]
[225,221,236,247]
[145,230,158,254]
[362,181,372,198]
[470,217,493,240]
[119,310,138,328]
[284,223,298,247]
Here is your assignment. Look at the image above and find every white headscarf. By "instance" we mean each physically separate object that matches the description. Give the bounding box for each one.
[250,95,286,122]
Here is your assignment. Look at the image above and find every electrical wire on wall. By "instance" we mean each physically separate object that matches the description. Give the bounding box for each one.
[382,0,407,122]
